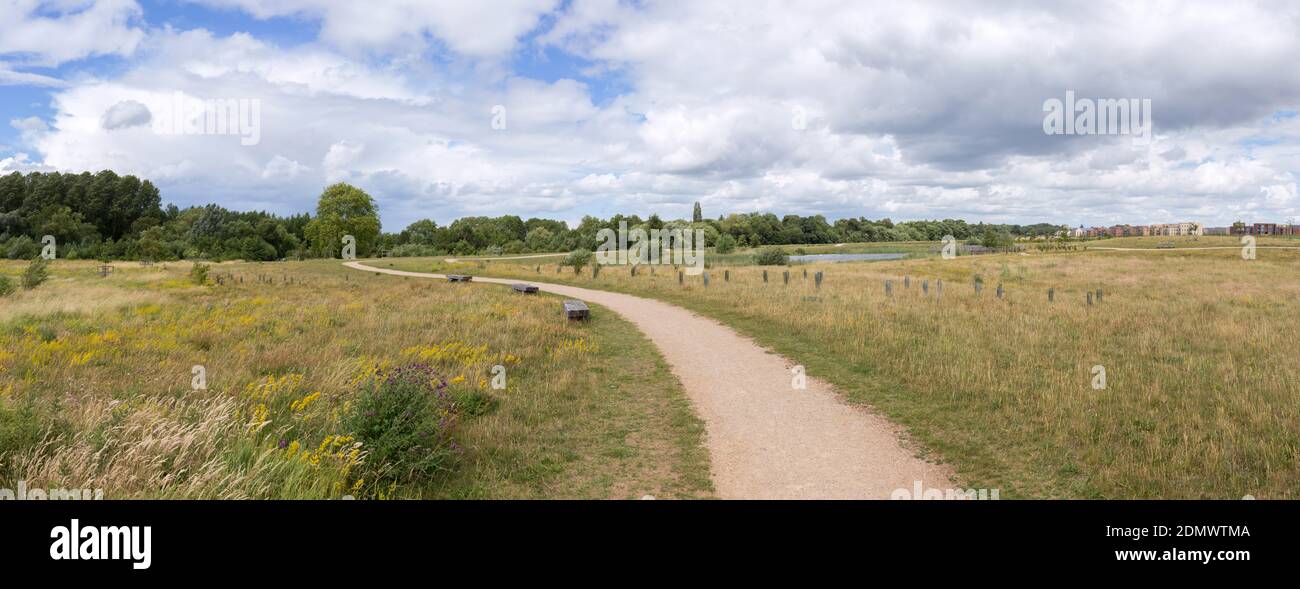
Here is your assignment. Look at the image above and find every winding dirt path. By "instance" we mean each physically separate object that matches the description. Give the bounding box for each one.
[345,260,952,499]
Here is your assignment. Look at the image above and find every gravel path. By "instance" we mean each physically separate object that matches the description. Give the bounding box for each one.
[345,260,953,499]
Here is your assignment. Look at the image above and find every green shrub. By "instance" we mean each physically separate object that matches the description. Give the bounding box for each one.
[0,401,66,481]
[342,364,459,488]
[715,234,737,254]
[564,248,593,275]
[189,262,210,285]
[753,246,789,266]
[0,275,13,297]
[5,236,38,260]
[21,257,49,289]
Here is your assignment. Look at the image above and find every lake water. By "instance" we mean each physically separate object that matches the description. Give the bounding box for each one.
[788,253,908,263]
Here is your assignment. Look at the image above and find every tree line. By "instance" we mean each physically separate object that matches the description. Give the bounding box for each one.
[0,170,1063,260]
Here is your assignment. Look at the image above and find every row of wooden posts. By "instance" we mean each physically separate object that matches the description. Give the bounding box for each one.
[885,275,1105,304]
[92,266,314,287]
[535,263,828,289]
[525,263,1107,303]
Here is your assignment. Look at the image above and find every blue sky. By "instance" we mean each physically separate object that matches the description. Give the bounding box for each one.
[2,1,1298,230]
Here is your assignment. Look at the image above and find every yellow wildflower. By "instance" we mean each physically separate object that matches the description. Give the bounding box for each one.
[247,403,270,431]
[290,391,321,412]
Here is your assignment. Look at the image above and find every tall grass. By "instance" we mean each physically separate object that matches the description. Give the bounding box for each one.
[0,260,711,499]
[394,241,1300,498]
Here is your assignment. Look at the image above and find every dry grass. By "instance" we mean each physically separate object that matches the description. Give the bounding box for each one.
[392,240,1300,498]
[0,259,711,499]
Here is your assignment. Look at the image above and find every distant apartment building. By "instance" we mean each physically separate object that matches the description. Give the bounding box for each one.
[1231,222,1300,236]
[1108,224,1152,237]
[1149,222,1204,236]
[1071,222,1204,238]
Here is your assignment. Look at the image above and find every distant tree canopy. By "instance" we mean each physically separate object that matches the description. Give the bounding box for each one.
[304,183,381,258]
[0,170,1066,261]
[0,171,307,261]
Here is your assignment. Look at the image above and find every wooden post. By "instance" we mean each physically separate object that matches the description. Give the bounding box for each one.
[1087,291,1093,305]
[535,265,540,273]
[630,265,636,276]
[996,283,1004,299]
[904,276,910,289]
[803,268,807,279]
[974,277,982,295]
[937,279,943,298]
[1096,289,1103,303]
[678,270,684,285]
[763,270,768,283]
[885,280,892,297]
[724,269,730,282]
[922,280,929,295]
[783,270,789,285]
[1048,288,1055,302]
[814,271,823,289]
[703,272,710,287]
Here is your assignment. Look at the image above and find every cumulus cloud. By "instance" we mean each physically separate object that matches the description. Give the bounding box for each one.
[8,0,1300,229]
[187,0,559,57]
[0,0,144,66]
[101,99,151,130]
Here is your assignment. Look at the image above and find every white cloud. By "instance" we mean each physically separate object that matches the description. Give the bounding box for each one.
[262,154,310,180]
[101,99,151,129]
[12,0,1300,229]
[0,68,68,87]
[0,0,144,66]
[188,0,559,57]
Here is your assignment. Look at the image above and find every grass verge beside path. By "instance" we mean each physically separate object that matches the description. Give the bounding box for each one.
[387,244,1300,499]
[0,259,712,499]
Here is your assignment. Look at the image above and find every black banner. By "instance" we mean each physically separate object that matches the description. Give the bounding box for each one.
[1,500,1283,579]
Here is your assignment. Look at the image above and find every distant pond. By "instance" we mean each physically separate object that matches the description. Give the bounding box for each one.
[787,253,908,263]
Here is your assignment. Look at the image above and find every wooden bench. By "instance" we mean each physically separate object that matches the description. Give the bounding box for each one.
[562,299,590,320]
[512,283,539,294]
[447,274,473,282]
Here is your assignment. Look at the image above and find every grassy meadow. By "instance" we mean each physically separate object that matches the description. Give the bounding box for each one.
[1086,234,1300,249]
[390,238,1300,498]
[0,259,712,499]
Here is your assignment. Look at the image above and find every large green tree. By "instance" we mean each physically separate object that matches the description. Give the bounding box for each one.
[304,183,381,257]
